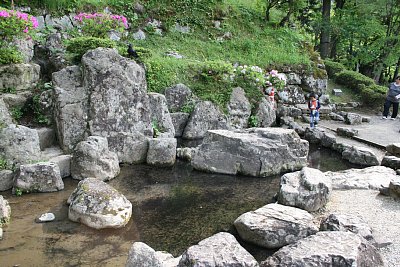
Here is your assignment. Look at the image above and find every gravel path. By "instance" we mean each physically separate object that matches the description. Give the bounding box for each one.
[322,190,400,267]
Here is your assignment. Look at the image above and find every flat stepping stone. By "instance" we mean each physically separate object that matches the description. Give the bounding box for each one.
[36,212,55,223]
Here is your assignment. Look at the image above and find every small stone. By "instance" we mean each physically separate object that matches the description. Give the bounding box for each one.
[372,235,393,248]
[333,88,343,96]
[36,212,55,223]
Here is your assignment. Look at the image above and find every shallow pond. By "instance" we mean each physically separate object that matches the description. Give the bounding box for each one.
[0,145,358,266]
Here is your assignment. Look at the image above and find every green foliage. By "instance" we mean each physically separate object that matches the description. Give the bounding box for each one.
[335,70,375,91]
[248,115,259,127]
[0,156,7,170]
[0,8,38,41]
[14,187,23,196]
[0,86,17,94]
[180,99,196,113]
[151,120,161,138]
[65,36,116,60]
[0,46,23,65]
[10,106,23,121]
[324,60,346,79]
[197,60,234,82]
[359,84,387,107]
[117,45,152,60]
[73,12,127,38]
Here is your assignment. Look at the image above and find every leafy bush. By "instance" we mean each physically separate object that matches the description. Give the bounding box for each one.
[335,70,375,91]
[73,12,128,38]
[197,60,234,82]
[145,57,185,93]
[117,45,152,60]
[66,37,116,60]
[359,84,387,107]
[0,8,38,41]
[324,59,346,79]
[0,46,23,65]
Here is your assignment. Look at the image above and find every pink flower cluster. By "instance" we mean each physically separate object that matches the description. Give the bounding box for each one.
[0,9,38,34]
[74,12,128,29]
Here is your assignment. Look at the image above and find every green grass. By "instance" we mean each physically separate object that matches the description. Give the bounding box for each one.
[327,79,362,104]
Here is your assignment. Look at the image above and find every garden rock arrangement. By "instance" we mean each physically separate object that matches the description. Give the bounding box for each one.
[67,178,132,229]
[191,128,309,177]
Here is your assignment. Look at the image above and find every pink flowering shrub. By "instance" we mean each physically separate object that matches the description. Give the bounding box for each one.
[265,69,286,90]
[74,12,128,38]
[0,9,38,41]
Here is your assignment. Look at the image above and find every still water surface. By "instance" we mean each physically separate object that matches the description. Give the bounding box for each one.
[0,146,358,266]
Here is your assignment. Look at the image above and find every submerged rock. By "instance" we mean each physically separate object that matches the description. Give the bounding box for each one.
[192,128,308,177]
[67,178,132,229]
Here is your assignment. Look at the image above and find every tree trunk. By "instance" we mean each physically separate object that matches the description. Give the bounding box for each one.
[393,57,400,81]
[320,0,331,59]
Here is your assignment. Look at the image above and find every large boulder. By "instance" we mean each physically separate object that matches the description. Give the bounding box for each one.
[386,143,400,157]
[170,112,189,137]
[14,162,64,193]
[71,136,120,181]
[0,63,40,92]
[255,97,276,127]
[342,146,380,166]
[0,124,41,167]
[320,213,374,242]
[278,167,332,211]
[234,203,318,249]
[148,93,175,138]
[301,75,328,95]
[67,178,132,229]
[107,132,149,164]
[277,85,305,104]
[227,87,251,129]
[126,242,180,267]
[164,83,193,112]
[191,128,308,177]
[178,232,258,267]
[182,101,229,139]
[324,166,397,190]
[146,138,177,167]
[261,231,383,267]
[0,170,14,191]
[52,65,88,152]
[53,48,153,155]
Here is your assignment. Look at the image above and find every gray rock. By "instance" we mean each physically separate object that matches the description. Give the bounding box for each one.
[183,101,229,139]
[0,63,40,92]
[345,112,362,125]
[320,132,336,148]
[176,147,197,161]
[276,105,302,118]
[389,180,400,199]
[49,154,71,178]
[337,127,358,137]
[0,98,13,126]
[324,166,398,190]
[329,112,345,121]
[301,75,328,95]
[149,93,175,138]
[52,66,88,152]
[178,232,258,267]
[191,128,308,177]
[0,170,14,191]
[0,124,41,167]
[170,112,189,137]
[71,136,120,181]
[303,127,324,144]
[381,155,400,170]
[36,128,56,150]
[147,138,176,167]
[0,195,11,226]
[261,231,383,267]
[255,97,276,127]
[286,72,301,85]
[133,29,146,40]
[320,213,374,242]
[67,178,132,229]
[386,143,400,157]
[1,92,30,110]
[342,146,380,166]
[164,84,192,112]
[174,23,190,33]
[278,167,332,212]
[15,162,64,193]
[126,242,180,267]
[234,203,318,249]
[12,37,34,63]
[227,87,251,129]
[107,132,149,164]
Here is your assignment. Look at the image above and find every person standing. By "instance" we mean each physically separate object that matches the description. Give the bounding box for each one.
[308,92,320,128]
[382,76,400,120]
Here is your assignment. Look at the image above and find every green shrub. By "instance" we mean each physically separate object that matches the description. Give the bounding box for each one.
[196,60,234,82]
[0,46,23,65]
[117,45,153,60]
[73,12,128,38]
[324,59,346,79]
[0,8,38,41]
[335,70,375,91]
[359,84,387,107]
[66,37,116,60]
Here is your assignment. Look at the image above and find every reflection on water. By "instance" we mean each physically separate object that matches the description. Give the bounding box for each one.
[0,145,358,266]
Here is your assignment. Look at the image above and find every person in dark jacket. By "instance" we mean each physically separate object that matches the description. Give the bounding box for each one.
[308,92,321,128]
[382,76,400,120]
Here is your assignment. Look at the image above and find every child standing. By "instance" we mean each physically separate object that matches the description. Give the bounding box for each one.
[308,93,320,128]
